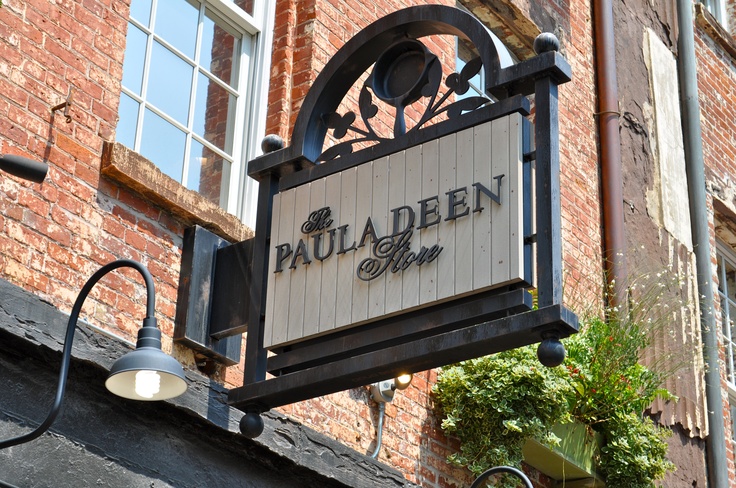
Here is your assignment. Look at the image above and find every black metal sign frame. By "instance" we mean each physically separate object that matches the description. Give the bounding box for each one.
[175,5,576,427]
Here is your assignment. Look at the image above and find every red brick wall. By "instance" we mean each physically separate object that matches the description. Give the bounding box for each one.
[0,0,189,350]
[696,19,736,484]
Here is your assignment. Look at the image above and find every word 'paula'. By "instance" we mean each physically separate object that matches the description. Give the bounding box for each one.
[273,177,504,280]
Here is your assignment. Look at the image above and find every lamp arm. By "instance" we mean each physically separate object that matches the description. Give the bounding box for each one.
[0,259,155,449]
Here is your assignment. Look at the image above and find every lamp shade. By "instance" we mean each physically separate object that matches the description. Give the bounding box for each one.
[105,319,187,401]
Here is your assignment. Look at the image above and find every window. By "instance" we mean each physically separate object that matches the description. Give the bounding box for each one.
[702,0,728,29]
[717,245,736,386]
[717,243,736,441]
[455,3,517,103]
[117,0,274,225]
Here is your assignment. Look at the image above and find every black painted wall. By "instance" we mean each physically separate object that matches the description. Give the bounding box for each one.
[0,278,415,488]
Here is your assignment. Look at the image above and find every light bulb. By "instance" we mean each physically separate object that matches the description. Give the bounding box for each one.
[397,373,412,385]
[394,373,413,390]
[135,370,161,399]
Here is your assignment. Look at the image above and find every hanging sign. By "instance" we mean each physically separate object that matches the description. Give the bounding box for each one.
[263,114,524,348]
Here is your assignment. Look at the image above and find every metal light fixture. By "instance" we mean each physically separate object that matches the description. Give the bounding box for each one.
[0,154,48,183]
[369,373,413,403]
[0,259,187,450]
[105,319,188,401]
[369,373,413,459]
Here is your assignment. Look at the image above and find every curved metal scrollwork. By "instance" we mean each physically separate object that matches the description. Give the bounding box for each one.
[318,37,489,162]
[469,466,534,488]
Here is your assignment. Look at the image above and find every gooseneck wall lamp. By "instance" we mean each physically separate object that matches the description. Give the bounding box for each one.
[0,259,187,450]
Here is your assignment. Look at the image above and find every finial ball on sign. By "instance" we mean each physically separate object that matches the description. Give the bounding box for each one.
[533,33,560,54]
[537,336,566,367]
[240,411,265,439]
[262,134,285,154]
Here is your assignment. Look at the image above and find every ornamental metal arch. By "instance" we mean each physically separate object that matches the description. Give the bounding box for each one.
[174,4,577,434]
[250,5,502,166]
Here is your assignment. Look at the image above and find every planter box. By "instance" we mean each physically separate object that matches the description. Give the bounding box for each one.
[522,422,605,487]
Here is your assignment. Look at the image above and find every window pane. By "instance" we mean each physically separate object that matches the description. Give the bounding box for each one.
[188,139,226,206]
[194,73,235,154]
[130,0,152,27]
[140,109,186,182]
[154,0,200,59]
[122,23,147,96]
[201,9,239,88]
[728,260,736,302]
[117,93,139,149]
[148,41,193,125]
[233,0,254,16]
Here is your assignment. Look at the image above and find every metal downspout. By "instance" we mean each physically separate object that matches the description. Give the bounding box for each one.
[676,1,729,486]
[593,0,626,304]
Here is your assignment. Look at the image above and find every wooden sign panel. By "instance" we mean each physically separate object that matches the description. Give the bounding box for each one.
[264,114,523,348]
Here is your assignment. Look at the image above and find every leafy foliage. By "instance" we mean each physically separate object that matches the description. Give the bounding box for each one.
[434,278,680,487]
[434,347,572,484]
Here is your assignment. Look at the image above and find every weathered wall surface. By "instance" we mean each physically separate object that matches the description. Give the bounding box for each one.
[611,0,724,486]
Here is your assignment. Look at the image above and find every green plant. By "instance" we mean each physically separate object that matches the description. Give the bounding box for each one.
[434,346,572,484]
[434,274,681,487]
[564,307,677,485]
[598,412,673,487]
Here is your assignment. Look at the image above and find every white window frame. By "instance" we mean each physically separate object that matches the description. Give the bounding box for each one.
[120,0,274,228]
[717,242,736,386]
[717,241,736,442]
[233,0,275,228]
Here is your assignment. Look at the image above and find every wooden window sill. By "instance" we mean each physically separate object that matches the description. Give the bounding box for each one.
[695,3,736,60]
[101,142,252,243]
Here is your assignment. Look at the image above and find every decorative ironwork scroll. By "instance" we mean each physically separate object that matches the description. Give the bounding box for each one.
[319,39,489,161]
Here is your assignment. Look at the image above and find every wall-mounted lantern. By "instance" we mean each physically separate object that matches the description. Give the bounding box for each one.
[0,260,187,450]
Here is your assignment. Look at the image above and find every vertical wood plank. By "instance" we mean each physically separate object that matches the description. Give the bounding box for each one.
[454,126,474,295]
[352,162,373,324]
[286,183,310,343]
[368,156,389,319]
[270,189,295,347]
[436,134,456,300]
[419,138,439,304]
[335,167,357,329]
[508,114,524,281]
[263,193,281,348]
[473,120,493,290]
[491,116,511,285]
[385,150,406,315]
[303,177,325,338]
[402,144,422,309]
[319,172,341,333]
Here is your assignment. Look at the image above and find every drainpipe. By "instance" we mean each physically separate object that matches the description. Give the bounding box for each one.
[676,1,729,486]
[593,0,626,306]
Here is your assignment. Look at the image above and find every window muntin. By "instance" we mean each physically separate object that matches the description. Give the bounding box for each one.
[118,0,270,214]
